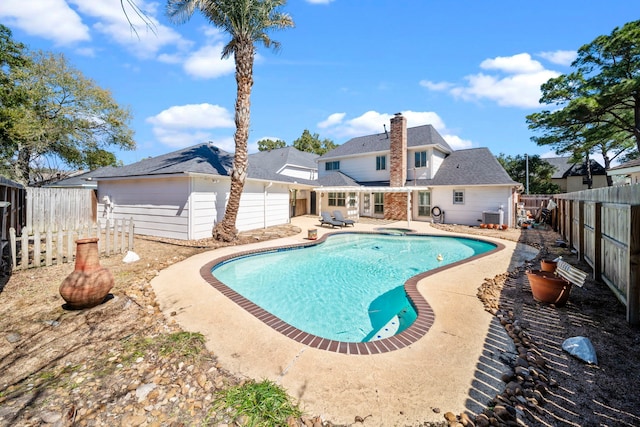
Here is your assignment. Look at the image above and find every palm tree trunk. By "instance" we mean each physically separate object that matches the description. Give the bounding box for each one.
[212,42,254,242]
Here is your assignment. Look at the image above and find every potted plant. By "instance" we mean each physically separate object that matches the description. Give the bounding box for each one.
[540,259,557,272]
[526,270,572,306]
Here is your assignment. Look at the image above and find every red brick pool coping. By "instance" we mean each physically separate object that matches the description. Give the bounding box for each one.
[199,231,505,355]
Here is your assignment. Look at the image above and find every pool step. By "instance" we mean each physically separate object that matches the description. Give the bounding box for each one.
[370,315,400,341]
[369,305,415,341]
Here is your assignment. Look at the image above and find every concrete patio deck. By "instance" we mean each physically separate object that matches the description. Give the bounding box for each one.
[150,216,538,426]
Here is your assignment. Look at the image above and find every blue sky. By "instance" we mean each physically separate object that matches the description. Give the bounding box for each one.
[1,1,637,166]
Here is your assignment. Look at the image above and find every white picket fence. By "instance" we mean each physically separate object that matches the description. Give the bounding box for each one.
[8,218,134,270]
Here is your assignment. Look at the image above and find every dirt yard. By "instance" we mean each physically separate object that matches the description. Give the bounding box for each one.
[1,223,639,426]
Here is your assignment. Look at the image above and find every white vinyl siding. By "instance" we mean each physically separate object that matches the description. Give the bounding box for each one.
[98,176,293,240]
[236,181,289,231]
[431,150,446,178]
[98,177,192,240]
[430,186,514,226]
[279,165,316,180]
[319,154,390,182]
[191,176,223,239]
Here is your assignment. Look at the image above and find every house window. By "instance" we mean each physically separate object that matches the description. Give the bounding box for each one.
[453,190,464,204]
[325,161,340,171]
[415,151,427,168]
[374,193,384,214]
[418,191,431,216]
[328,192,346,207]
[348,192,357,207]
[376,155,386,170]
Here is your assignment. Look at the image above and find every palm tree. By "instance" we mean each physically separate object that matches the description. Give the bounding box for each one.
[166,0,294,242]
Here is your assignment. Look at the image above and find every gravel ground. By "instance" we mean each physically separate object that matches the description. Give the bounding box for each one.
[1,222,639,426]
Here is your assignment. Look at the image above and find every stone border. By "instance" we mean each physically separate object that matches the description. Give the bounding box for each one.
[199,231,505,354]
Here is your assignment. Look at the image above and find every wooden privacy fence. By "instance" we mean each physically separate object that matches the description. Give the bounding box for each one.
[554,184,640,326]
[25,187,96,232]
[8,218,134,270]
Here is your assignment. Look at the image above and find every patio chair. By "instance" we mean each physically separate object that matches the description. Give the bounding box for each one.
[319,211,343,228]
[333,210,355,227]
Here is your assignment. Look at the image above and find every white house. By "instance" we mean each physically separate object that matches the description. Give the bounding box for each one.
[91,144,317,240]
[607,158,640,185]
[315,113,521,227]
[88,114,520,240]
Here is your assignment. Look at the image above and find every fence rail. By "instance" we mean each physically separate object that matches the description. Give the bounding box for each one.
[8,218,134,270]
[554,184,640,326]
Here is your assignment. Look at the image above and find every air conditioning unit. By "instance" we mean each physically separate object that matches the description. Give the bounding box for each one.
[483,210,504,225]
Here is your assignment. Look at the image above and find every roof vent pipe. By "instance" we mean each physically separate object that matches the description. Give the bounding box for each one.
[384,124,388,139]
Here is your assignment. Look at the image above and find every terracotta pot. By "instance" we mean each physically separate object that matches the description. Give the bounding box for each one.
[487,224,495,229]
[540,259,557,273]
[501,224,508,230]
[479,223,487,229]
[526,270,572,306]
[59,237,114,309]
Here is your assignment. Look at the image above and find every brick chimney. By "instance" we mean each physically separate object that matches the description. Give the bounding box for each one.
[389,113,407,187]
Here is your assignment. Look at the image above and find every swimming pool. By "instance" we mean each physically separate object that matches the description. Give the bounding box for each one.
[202,232,499,353]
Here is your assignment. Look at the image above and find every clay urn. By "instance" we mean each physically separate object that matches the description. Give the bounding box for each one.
[501,224,509,230]
[59,237,114,309]
[479,223,487,229]
[540,259,558,273]
[526,270,572,307]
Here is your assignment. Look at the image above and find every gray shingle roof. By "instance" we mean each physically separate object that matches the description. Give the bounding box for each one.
[607,158,640,171]
[92,143,234,179]
[44,168,117,188]
[318,124,452,160]
[92,143,321,185]
[248,146,318,172]
[317,171,359,187]
[412,148,520,186]
[544,157,606,178]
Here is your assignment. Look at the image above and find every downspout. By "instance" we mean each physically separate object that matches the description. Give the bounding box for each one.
[264,182,273,229]
[406,189,412,228]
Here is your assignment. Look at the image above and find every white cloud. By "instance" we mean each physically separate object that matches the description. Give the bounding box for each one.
[183,43,235,79]
[539,50,577,66]
[317,110,469,148]
[318,113,346,129]
[452,69,559,108]
[146,104,234,148]
[423,53,561,108]
[442,134,473,150]
[2,0,191,59]
[0,0,90,45]
[71,0,189,59]
[480,53,544,73]
[419,80,453,91]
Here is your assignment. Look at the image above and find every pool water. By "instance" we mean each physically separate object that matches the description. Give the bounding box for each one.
[211,233,495,343]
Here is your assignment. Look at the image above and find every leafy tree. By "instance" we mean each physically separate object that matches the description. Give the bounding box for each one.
[526,20,640,181]
[0,25,31,176]
[1,49,135,184]
[167,0,294,242]
[497,154,561,194]
[257,138,286,151]
[292,129,336,155]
